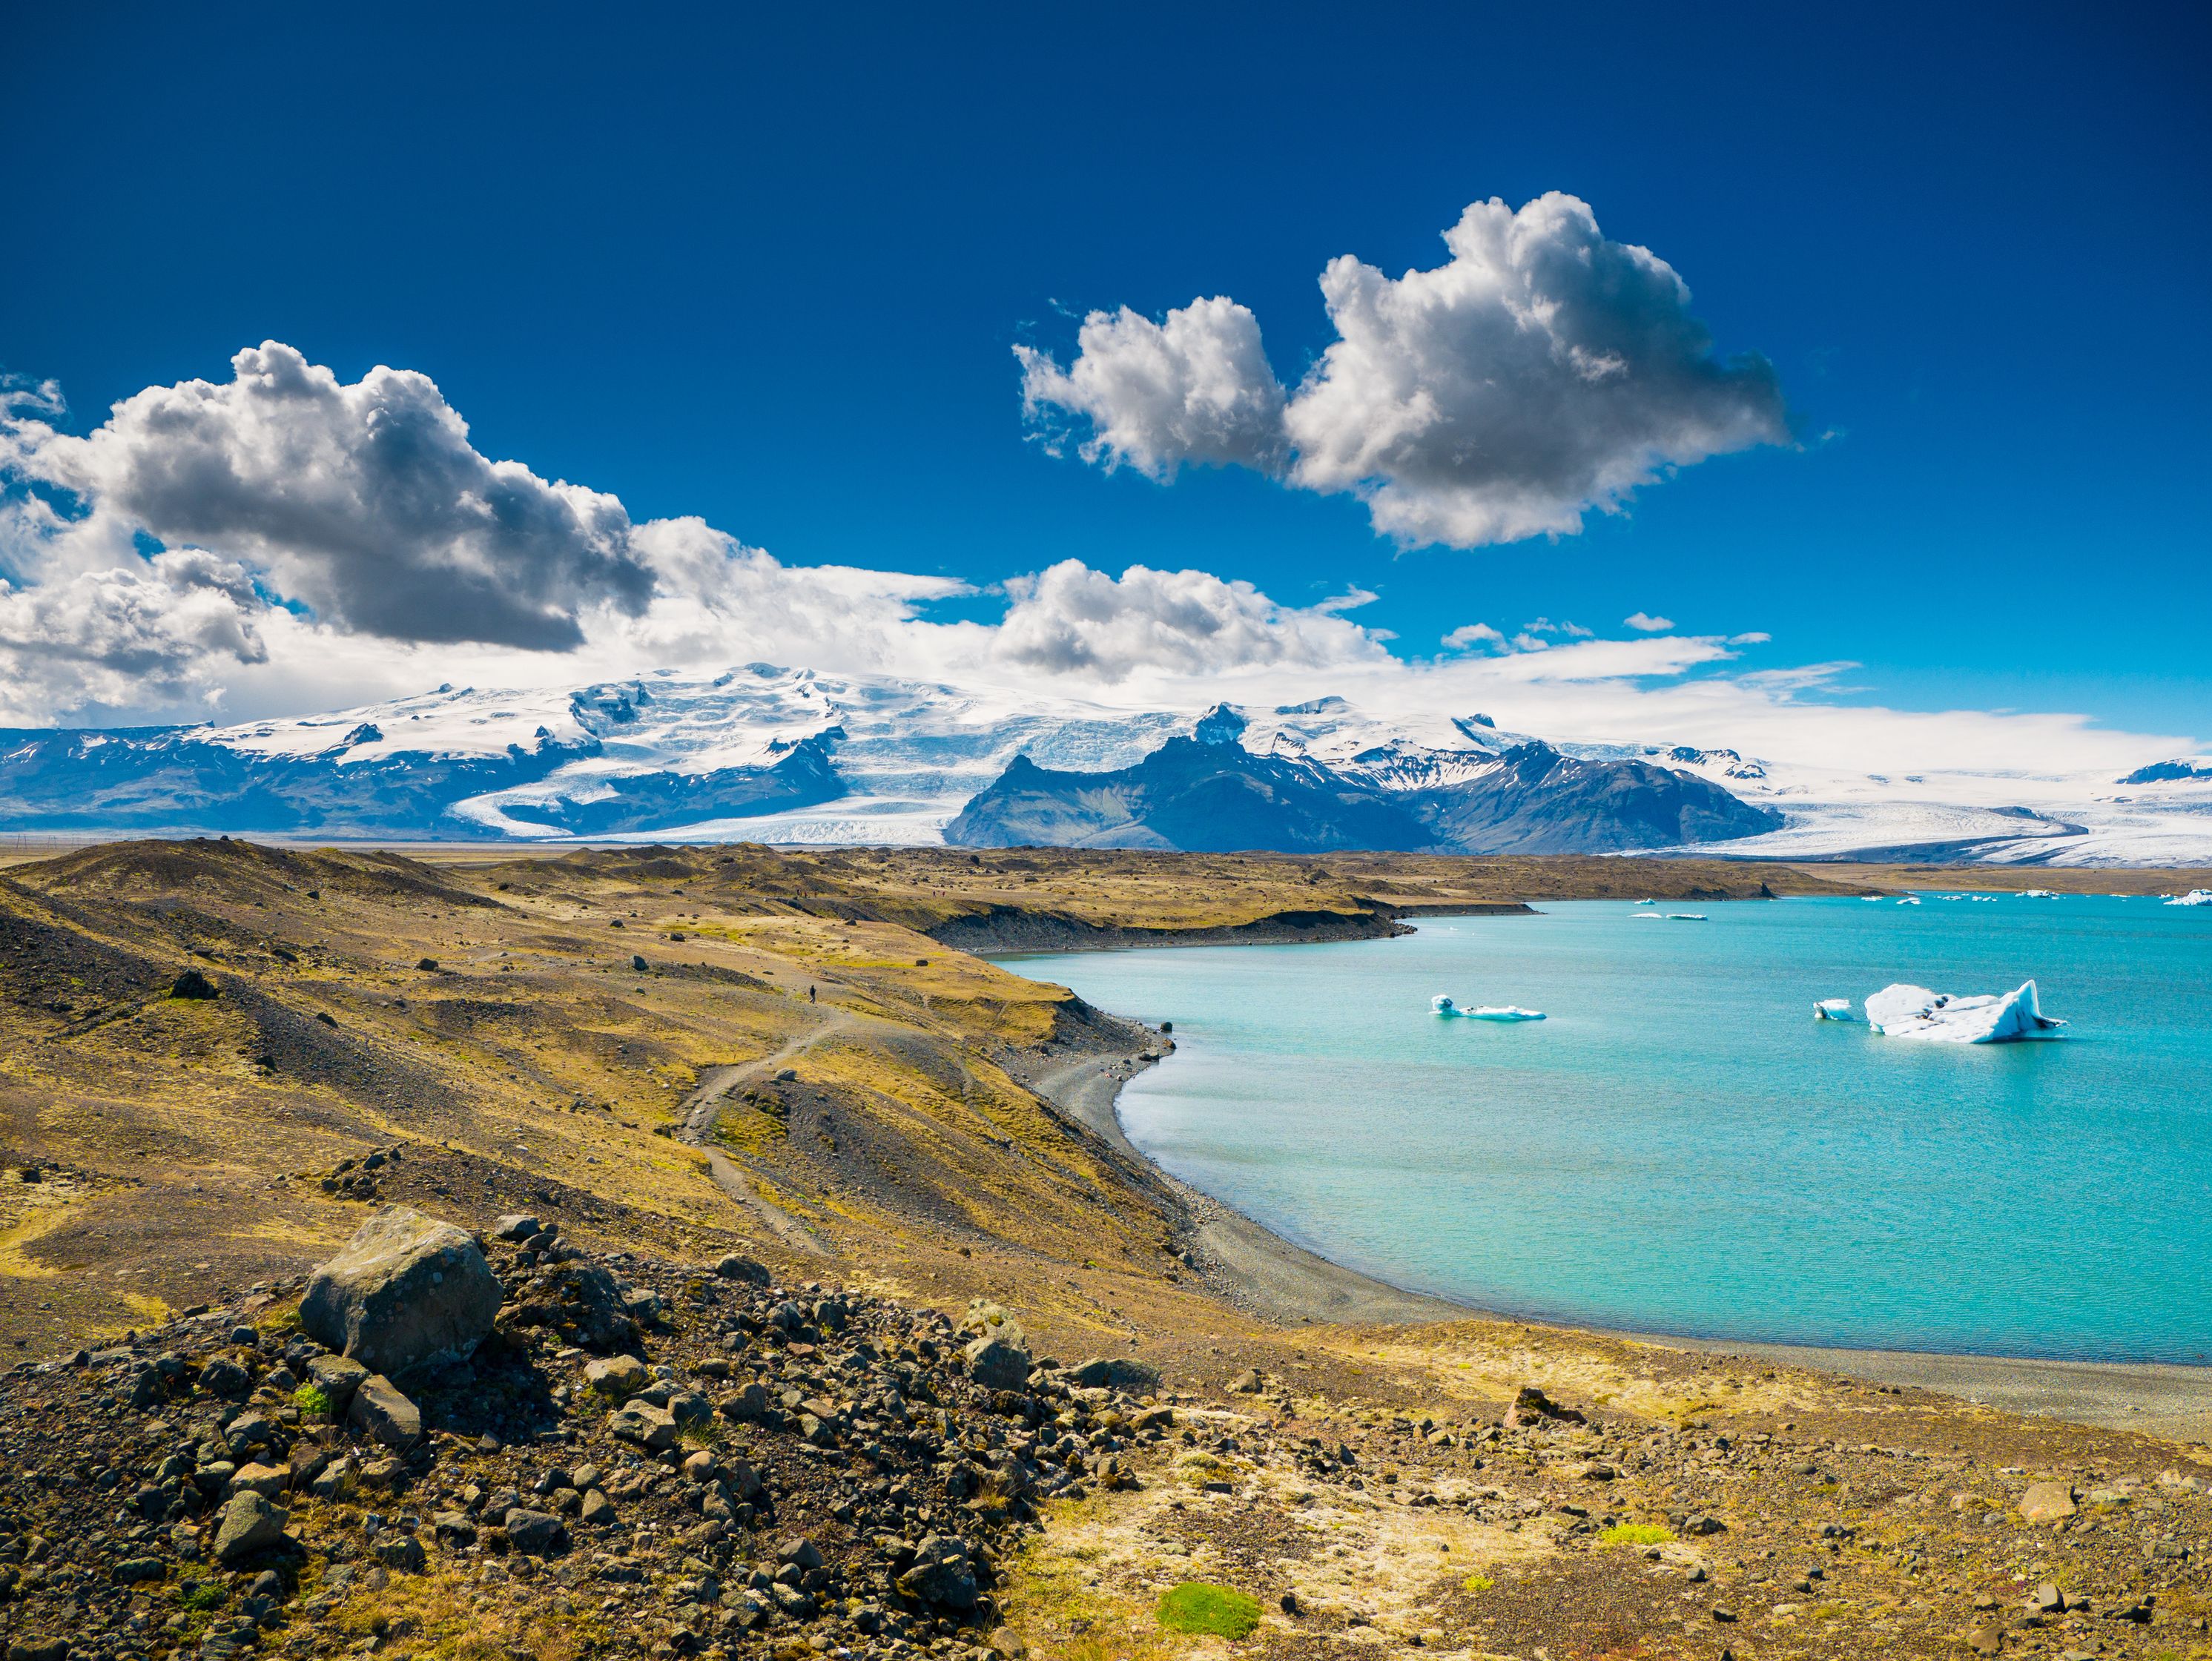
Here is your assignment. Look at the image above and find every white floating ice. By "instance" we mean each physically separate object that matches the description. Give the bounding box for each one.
[2019,888,2059,899]
[1856,980,2067,1044]
[1813,997,1860,1023]
[1665,912,1707,921]
[2167,888,2212,908]
[1431,995,1546,1022]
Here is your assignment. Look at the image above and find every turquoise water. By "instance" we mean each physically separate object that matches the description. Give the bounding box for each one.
[1004,896,2212,1363]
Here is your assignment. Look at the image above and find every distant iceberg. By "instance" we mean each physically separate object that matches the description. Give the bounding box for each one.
[1665,912,1707,921]
[1432,994,1545,1022]
[1896,896,1921,905]
[1632,911,1663,921]
[1844,980,2067,1043]
[2167,889,2212,908]
[2020,888,2059,899]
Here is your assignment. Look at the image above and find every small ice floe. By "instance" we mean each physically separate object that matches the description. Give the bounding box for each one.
[2167,889,2212,908]
[1848,980,2067,1043]
[1431,994,1546,1022]
[1665,912,1707,921]
[1634,897,1657,906]
[1632,911,1663,921]
[1896,896,1921,905]
[1861,895,1885,903]
[1813,997,1860,1023]
[2019,888,2059,899]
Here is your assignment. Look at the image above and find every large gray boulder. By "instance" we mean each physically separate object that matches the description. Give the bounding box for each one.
[300,1207,501,1376]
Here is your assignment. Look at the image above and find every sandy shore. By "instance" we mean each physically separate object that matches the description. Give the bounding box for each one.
[1032,1047,2212,1443]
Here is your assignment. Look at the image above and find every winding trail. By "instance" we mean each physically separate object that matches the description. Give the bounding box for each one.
[675,1008,862,1259]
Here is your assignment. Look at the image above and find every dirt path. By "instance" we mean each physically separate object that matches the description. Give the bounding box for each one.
[676,1008,864,1260]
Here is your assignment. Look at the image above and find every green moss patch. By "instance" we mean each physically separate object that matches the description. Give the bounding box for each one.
[1598,1522,1674,1547]
[1156,1582,1261,1639]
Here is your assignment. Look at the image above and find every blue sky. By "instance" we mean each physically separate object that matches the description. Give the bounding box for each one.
[3,0,2208,745]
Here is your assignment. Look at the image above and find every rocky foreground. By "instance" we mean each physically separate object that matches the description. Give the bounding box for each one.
[0,1204,1163,1661]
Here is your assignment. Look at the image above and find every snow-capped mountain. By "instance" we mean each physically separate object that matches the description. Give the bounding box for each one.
[0,665,2207,863]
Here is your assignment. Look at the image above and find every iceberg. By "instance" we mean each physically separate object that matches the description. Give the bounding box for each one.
[1431,995,1545,1022]
[1665,912,1707,921]
[1896,896,1921,905]
[1858,980,2067,1044]
[1632,911,1663,921]
[2166,889,2212,908]
[2019,888,2059,899]
[1813,997,1860,1023]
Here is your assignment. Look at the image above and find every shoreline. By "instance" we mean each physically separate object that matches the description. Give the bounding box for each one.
[1022,993,2212,1447]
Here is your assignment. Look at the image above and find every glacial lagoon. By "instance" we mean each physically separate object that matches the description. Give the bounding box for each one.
[1006,895,2212,1362]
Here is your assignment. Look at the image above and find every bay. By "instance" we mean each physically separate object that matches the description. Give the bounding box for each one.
[1004,895,2212,1362]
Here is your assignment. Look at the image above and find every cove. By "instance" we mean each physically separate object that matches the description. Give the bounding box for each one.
[1003,896,2212,1364]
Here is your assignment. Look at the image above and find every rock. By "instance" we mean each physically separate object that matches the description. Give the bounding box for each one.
[2031,1582,2067,1614]
[719,1381,771,1420]
[2021,1482,2077,1523]
[714,1253,770,1284]
[227,1462,288,1499]
[1968,1624,2004,1654]
[493,1214,544,1242]
[300,1206,502,1376]
[897,1533,980,1609]
[495,1258,638,1352]
[7,1640,70,1661]
[579,1488,617,1525]
[308,1456,354,1499]
[197,1356,251,1398]
[964,1332,1032,1390]
[608,1401,677,1450]
[214,1491,288,1565]
[306,1353,369,1413]
[722,1458,763,1500]
[584,1354,650,1399]
[780,1536,825,1571]
[1066,1356,1161,1392]
[1503,1384,1585,1427]
[371,1532,425,1572]
[1683,1513,1728,1536]
[346,1373,423,1449]
[171,969,219,1000]
[1227,1367,1264,1393]
[503,1508,567,1555]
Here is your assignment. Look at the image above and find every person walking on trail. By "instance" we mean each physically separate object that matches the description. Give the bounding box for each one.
[808,984,816,1003]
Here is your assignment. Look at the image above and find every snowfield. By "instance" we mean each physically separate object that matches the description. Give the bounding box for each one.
[3,663,2209,862]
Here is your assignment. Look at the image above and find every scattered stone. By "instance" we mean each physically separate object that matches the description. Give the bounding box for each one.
[2021,1482,2078,1524]
[714,1252,770,1284]
[963,1330,1032,1390]
[503,1508,568,1555]
[346,1373,423,1449]
[584,1353,650,1399]
[1503,1384,1586,1427]
[494,1213,544,1242]
[171,969,219,1000]
[213,1492,288,1565]
[896,1533,980,1609]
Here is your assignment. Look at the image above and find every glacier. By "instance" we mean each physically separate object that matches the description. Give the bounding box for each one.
[1,661,2211,861]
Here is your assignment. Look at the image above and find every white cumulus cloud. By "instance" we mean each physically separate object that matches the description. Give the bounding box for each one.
[995,559,1390,681]
[1624,611,1674,632]
[1014,297,1287,478]
[2,342,654,650]
[1018,193,1789,548]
